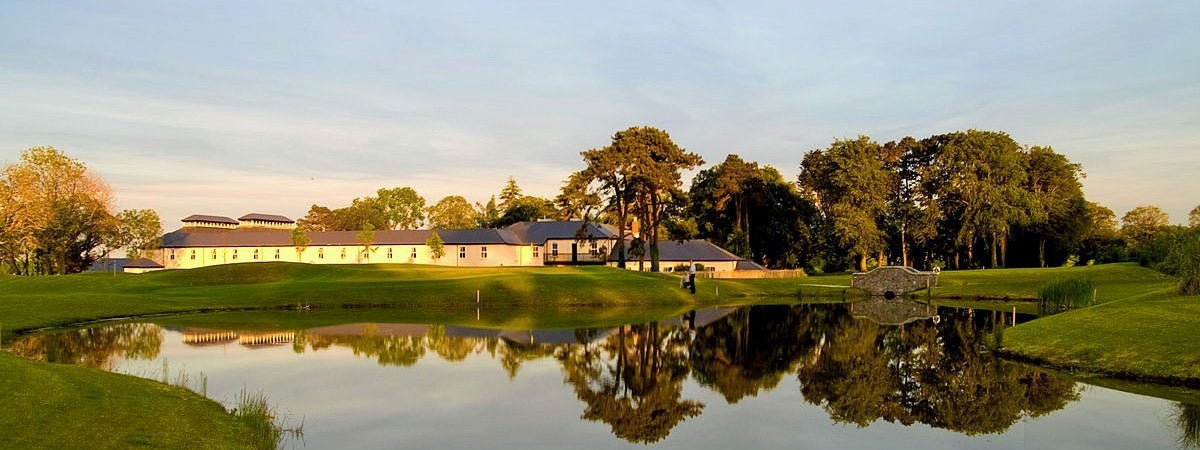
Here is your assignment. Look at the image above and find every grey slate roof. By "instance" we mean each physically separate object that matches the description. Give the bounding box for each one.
[608,239,743,262]
[181,214,239,225]
[124,258,165,269]
[505,220,618,245]
[161,227,523,248]
[239,213,294,223]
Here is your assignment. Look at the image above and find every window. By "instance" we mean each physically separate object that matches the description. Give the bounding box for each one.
[253,249,260,260]
[169,250,176,260]
[481,246,488,259]
[232,249,238,260]
[533,245,539,258]
[589,241,597,256]
[551,243,559,256]
[274,249,281,260]
[190,250,196,260]
[340,249,347,259]
[411,247,417,259]
[211,250,217,260]
[318,248,324,259]
[459,246,466,259]
[387,248,393,259]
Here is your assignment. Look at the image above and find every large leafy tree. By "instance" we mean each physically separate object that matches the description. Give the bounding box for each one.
[1021,146,1087,267]
[1,146,117,274]
[1120,205,1170,247]
[922,130,1031,268]
[114,209,162,260]
[428,195,477,229]
[799,136,891,271]
[1188,204,1200,228]
[576,146,635,268]
[375,187,425,230]
[296,197,387,231]
[691,157,813,268]
[495,196,556,227]
[554,171,601,221]
[613,127,703,271]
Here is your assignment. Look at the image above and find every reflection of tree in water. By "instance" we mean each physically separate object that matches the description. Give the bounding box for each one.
[294,324,427,367]
[797,306,1079,434]
[688,305,818,403]
[1177,402,1200,449]
[9,323,163,370]
[559,323,703,444]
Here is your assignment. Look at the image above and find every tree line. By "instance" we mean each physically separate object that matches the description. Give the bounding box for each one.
[8,132,1197,276]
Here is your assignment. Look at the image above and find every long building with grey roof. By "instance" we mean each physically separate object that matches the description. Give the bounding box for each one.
[150,213,748,272]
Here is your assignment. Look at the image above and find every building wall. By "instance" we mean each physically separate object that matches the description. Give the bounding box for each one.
[161,243,535,269]
[543,238,615,264]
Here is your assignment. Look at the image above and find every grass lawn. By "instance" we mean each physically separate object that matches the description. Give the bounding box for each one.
[998,283,1200,383]
[0,351,253,449]
[0,263,810,335]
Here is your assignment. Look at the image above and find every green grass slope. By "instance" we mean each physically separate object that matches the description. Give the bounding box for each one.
[0,352,252,449]
[2,263,797,334]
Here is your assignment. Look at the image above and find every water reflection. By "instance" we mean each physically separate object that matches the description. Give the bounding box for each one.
[12,302,1198,447]
[10,323,162,369]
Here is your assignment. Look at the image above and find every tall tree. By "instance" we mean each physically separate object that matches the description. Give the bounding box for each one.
[1023,146,1086,267]
[496,196,557,227]
[1189,204,1200,228]
[428,195,477,229]
[555,171,601,221]
[612,126,703,271]
[376,187,425,230]
[922,130,1031,268]
[577,145,635,268]
[691,159,813,267]
[1120,205,1170,247]
[296,205,335,232]
[879,137,933,267]
[799,136,891,271]
[0,146,117,274]
[498,177,523,211]
[712,155,758,257]
[474,196,501,228]
[114,209,162,260]
[1078,201,1125,264]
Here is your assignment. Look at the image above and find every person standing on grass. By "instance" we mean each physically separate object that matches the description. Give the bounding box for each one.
[688,259,697,294]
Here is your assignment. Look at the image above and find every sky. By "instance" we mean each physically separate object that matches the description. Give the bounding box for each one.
[2,1,1197,228]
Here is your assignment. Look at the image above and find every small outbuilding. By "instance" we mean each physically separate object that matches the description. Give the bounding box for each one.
[123,258,165,274]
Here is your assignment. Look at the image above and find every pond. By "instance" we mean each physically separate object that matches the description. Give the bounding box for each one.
[10,302,1200,449]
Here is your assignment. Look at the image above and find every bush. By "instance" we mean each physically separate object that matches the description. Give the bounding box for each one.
[1167,231,1200,296]
[1137,227,1200,296]
[1038,277,1094,315]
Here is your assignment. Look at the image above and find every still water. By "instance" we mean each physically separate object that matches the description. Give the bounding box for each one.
[11,302,1200,449]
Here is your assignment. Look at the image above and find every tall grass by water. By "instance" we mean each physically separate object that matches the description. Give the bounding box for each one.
[232,388,304,450]
[1038,277,1094,315]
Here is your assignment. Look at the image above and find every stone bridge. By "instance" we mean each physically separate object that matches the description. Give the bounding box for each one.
[851,266,938,298]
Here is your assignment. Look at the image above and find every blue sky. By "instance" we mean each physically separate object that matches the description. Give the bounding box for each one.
[2,1,1197,226]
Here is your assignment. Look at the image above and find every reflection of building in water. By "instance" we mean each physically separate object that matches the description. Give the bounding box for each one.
[182,330,239,346]
[849,298,939,326]
[238,331,296,347]
[180,329,294,347]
